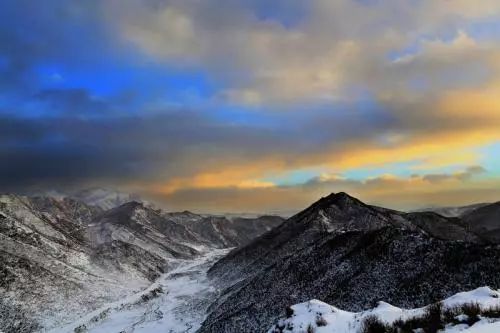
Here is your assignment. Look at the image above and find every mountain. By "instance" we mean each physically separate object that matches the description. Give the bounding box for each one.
[180,214,284,248]
[41,187,145,210]
[198,193,500,333]
[3,191,498,333]
[0,194,166,332]
[416,202,490,217]
[88,201,202,259]
[0,194,282,332]
[68,187,144,210]
[402,211,481,242]
[462,202,500,243]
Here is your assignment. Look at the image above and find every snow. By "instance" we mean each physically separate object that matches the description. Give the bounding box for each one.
[268,299,423,333]
[268,287,500,333]
[70,188,142,210]
[47,249,229,333]
[444,320,500,333]
[0,195,64,240]
[442,287,500,309]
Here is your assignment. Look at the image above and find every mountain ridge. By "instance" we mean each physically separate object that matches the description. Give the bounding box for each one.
[199,192,500,333]
[0,193,283,332]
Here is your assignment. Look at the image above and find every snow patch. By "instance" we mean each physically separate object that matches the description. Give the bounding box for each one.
[269,287,500,333]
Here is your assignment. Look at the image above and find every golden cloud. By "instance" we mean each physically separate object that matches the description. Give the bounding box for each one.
[105,0,500,212]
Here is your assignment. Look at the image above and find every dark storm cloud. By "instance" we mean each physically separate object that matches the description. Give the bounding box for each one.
[0,117,48,144]
[0,96,398,192]
[33,89,113,117]
[0,110,282,190]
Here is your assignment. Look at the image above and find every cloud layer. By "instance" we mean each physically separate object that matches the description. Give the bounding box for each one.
[1,0,500,212]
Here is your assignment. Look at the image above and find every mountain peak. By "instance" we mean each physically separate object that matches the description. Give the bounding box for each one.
[99,201,145,221]
[325,191,356,200]
[117,200,144,210]
[70,187,142,210]
[317,192,365,210]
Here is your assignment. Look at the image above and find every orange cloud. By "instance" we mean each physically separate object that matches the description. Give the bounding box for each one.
[109,1,500,212]
[142,170,500,214]
[150,123,499,200]
[439,86,500,121]
[153,157,284,194]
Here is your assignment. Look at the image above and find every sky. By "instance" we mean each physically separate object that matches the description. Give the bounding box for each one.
[1,0,500,214]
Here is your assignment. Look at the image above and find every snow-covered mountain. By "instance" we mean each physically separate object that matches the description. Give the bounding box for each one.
[65,187,143,210]
[0,194,165,332]
[48,249,230,333]
[198,193,500,332]
[89,202,284,259]
[3,191,500,333]
[0,194,283,333]
[269,287,500,333]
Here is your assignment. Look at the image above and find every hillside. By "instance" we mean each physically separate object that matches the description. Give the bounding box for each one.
[199,193,500,332]
[0,194,282,332]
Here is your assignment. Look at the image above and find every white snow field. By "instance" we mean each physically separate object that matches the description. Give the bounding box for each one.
[269,287,500,333]
[47,249,229,333]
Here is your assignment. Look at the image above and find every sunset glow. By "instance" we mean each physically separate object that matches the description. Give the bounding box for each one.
[2,0,500,213]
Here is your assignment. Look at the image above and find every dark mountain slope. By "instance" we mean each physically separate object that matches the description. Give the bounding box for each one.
[199,193,498,333]
[403,211,483,242]
[207,192,418,282]
[462,201,500,243]
[182,214,284,248]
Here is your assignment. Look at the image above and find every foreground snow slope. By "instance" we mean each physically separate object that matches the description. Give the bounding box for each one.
[269,287,500,333]
[48,248,229,333]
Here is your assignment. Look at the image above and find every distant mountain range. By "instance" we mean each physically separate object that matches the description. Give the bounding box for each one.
[415,202,491,218]
[41,187,144,210]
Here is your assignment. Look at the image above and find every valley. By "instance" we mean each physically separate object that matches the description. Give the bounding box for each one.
[49,248,229,333]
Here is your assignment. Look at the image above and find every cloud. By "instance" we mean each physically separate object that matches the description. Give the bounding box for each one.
[109,0,500,104]
[1,0,500,213]
[422,166,486,183]
[149,167,499,214]
[0,1,109,90]
[1,88,497,211]
[104,0,500,170]
[33,89,113,117]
